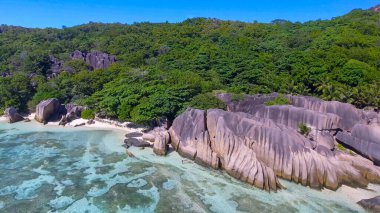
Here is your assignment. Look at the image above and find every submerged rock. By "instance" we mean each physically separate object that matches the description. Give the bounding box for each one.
[124,138,151,148]
[4,107,24,123]
[125,132,143,138]
[35,99,60,123]
[358,196,380,212]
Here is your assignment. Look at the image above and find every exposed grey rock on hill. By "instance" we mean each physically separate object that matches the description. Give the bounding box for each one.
[4,107,24,123]
[370,5,380,12]
[35,98,60,123]
[71,50,116,70]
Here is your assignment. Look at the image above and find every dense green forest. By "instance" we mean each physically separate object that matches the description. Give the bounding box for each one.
[0,9,379,124]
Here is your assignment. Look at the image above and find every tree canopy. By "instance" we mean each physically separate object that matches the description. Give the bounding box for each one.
[0,9,379,123]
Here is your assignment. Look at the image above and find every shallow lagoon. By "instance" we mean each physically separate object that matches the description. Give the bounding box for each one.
[0,121,378,213]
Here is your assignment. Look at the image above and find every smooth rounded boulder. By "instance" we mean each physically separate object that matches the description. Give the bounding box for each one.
[35,98,60,123]
[4,107,24,123]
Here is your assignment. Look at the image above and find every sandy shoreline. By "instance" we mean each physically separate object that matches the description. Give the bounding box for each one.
[1,113,146,134]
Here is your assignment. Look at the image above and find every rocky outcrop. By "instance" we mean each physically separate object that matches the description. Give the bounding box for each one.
[218,93,368,131]
[71,50,116,70]
[35,98,60,123]
[153,131,170,156]
[217,93,278,114]
[336,124,380,165]
[369,5,380,12]
[4,107,24,123]
[124,138,151,148]
[142,127,169,156]
[251,105,341,131]
[358,196,380,212]
[285,95,367,131]
[167,108,380,191]
[59,104,85,126]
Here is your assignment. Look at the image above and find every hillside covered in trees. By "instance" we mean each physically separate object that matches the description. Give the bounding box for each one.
[0,9,379,124]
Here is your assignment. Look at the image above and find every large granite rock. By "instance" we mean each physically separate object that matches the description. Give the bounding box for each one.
[358,196,380,212]
[251,105,341,130]
[71,50,116,70]
[168,108,379,191]
[218,93,369,131]
[35,98,61,123]
[4,107,24,123]
[217,93,278,114]
[286,95,367,131]
[336,124,380,165]
[153,130,170,156]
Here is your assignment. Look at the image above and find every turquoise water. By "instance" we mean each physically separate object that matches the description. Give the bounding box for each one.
[0,121,378,213]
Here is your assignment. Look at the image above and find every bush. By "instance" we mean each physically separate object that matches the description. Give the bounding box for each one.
[336,143,346,151]
[81,109,95,119]
[184,93,226,111]
[231,93,245,102]
[298,122,311,136]
[265,94,291,106]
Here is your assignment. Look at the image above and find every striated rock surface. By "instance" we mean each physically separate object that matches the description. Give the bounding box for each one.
[218,93,369,131]
[358,196,380,212]
[336,124,380,165]
[4,107,24,123]
[286,95,367,131]
[251,105,341,130]
[35,98,60,123]
[168,108,379,191]
[71,50,116,70]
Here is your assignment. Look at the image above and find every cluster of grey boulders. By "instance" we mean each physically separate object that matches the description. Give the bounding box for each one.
[143,93,380,206]
[49,50,116,78]
[4,98,85,126]
[34,98,85,125]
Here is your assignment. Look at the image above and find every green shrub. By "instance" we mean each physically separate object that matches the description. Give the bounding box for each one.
[184,93,226,111]
[81,109,95,119]
[265,94,291,106]
[336,143,347,151]
[298,122,311,136]
[231,93,245,102]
